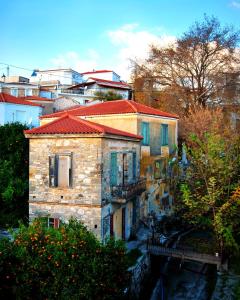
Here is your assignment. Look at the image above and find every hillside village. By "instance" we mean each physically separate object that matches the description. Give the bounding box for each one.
[0,68,179,241]
[1,11,240,300]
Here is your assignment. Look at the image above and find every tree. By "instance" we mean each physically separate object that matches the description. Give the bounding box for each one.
[132,15,240,114]
[0,219,130,299]
[179,106,233,145]
[179,133,240,253]
[0,123,29,227]
[94,90,123,101]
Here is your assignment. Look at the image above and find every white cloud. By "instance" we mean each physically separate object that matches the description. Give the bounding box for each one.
[107,23,176,80]
[50,24,175,81]
[231,1,240,8]
[50,49,100,73]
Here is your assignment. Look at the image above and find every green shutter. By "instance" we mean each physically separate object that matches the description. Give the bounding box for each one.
[110,152,117,186]
[161,124,168,146]
[141,122,150,145]
[132,152,136,180]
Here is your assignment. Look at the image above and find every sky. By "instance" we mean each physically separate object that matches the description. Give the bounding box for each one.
[1,0,240,80]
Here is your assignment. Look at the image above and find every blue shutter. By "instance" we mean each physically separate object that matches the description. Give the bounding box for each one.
[161,124,168,146]
[132,152,136,181]
[110,153,117,186]
[141,122,150,145]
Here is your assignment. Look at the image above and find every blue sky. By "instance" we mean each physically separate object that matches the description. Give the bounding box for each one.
[1,0,240,80]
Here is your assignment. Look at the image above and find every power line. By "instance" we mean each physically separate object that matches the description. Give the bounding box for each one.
[0,62,82,81]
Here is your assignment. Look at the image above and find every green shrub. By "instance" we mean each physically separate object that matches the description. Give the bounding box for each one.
[0,219,130,299]
[0,122,29,227]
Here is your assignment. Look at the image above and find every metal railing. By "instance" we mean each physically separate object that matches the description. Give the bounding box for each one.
[111,178,146,202]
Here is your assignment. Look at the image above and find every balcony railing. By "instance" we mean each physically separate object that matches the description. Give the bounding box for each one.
[59,89,84,95]
[111,178,146,203]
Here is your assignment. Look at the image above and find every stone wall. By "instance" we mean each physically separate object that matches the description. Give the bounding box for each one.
[28,135,142,240]
[29,136,103,237]
[128,252,151,299]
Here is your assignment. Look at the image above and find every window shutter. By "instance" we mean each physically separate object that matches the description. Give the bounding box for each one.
[69,153,73,187]
[141,122,150,145]
[54,155,59,187]
[132,152,136,181]
[54,218,59,228]
[161,124,169,146]
[110,214,114,237]
[110,152,117,186]
[49,155,58,187]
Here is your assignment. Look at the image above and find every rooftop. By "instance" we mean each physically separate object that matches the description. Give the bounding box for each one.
[81,70,113,75]
[41,99,179,119]
[25,114,143,139]
[20,95,53,102]
[0,93,42,107]
[69,77,130,90]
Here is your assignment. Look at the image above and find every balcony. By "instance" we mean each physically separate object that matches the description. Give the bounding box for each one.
[111,178,146,204]
[60,89,84,95]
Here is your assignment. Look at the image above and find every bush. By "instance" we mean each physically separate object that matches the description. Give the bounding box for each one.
[0,123,29,227]
[0,219,130,299]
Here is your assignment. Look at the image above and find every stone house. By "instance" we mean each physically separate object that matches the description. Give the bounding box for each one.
[40,100,179,220]
[24,114,145,240]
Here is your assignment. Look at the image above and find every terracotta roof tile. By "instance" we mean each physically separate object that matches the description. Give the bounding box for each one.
[69,78,130,90]
[20,95,53,102]
[81,70,112,75]
[0,93,42,107]
[41,100,178,119]
[25,114,143,139]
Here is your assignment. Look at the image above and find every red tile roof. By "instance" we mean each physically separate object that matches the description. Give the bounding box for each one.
[25,114,142,139]
[41,100,178,119]
[69,78,130,90]
[20,95,53,102]
[88,77,130,89]
[0,93,42,107]
[81,70,112,75]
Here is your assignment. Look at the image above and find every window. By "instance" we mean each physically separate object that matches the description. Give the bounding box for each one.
[49,153,72,188]
[16,110,26,123]
[110,152,118,186]
[10,88,18,97]
[48,217,60,228]
[25,89,33,96]
[161,124,168,146]
[141,122,150,146]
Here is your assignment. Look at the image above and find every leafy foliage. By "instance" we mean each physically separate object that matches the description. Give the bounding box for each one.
[178,132,240,253]
[0,219,130,299]
[94,91,123,101]
[0,123,29,227]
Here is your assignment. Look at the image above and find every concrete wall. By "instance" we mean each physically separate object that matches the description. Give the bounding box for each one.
[53,97,81,111]
[0,102,42,127]
[137,115,177,156]
[31,70,83,86]
[1,86,39,97]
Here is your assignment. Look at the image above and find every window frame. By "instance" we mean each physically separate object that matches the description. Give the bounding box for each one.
[10,88,18,97]
[49,153,73,188]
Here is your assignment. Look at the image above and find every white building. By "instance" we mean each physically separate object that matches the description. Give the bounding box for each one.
[81,70,121,82]
[30,68,83,87]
